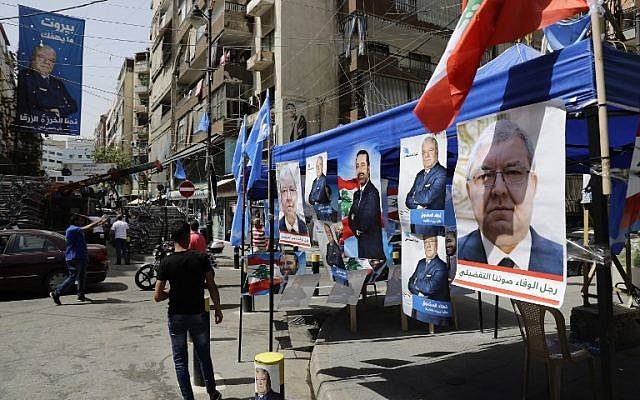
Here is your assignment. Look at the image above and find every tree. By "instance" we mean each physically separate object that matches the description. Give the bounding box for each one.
[93,146,132,169]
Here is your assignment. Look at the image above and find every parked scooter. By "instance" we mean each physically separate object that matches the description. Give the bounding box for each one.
[134,241,173,290]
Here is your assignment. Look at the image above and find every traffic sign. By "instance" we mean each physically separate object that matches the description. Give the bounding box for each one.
[179,180,195,198]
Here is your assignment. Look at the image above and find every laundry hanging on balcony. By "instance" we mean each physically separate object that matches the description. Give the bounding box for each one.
[343,12,367,58]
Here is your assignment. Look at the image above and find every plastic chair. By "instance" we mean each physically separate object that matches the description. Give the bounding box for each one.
[511,299,597,400]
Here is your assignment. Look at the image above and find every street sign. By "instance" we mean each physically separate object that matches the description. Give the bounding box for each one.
[178,180,195,198]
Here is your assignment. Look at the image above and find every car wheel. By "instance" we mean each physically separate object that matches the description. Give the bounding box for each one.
[45,269,68,292]
[135,264,157,291]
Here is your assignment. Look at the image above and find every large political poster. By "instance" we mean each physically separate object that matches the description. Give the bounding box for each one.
[276,161,311,248]
[402,233,451,324]
[305,152,339,221]
[620,129,640,234]
[17,6,84,136]
[452,101,567,307]
[399,132,448,235]
[338,145,390,281]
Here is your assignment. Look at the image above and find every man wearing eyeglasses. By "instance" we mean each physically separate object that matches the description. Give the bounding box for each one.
[278,165,308,235]
[458,120,563,276]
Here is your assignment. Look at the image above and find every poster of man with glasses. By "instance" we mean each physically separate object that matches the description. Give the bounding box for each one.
[276,161,311,248]
[452,102,567,308]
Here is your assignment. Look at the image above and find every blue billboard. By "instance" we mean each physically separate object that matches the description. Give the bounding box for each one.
[16,5,84,136]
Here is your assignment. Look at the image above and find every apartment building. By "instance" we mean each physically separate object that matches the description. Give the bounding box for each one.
[42,137,101,182]
[247,0,339,145]
[336,0,458,124]
[93,114,108,150]
[0,23,16,168]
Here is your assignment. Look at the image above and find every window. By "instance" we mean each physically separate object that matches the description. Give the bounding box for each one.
[78,155,83,159]
[9,235,58,254]
[0,235,8,254]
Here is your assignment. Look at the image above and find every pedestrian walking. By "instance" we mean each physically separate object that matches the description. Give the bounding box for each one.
[110,215,130,264]
[50,214,107,304]
[153,221,224,400]
[188,220,207,253]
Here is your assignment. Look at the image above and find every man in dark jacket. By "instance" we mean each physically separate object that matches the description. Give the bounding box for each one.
[406,136,447,211]
[347,150,386,260]
[17,45,78,134]
[408,236,449,301]
[309,155,331,205]
[278,165,308,235]
[323,223,344,268]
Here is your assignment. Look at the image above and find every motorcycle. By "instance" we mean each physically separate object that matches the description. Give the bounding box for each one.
[134,240,219,290]
[135,241,173,290]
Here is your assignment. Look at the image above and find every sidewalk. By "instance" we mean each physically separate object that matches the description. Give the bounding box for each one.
[309,276,640,400]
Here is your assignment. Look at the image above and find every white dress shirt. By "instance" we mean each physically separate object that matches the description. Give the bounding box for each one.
[481,229,532,270]
[284,216,300,234]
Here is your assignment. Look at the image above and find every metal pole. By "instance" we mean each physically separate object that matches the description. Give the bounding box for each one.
[477,292,484,333]
[587,105,614,400]
[205,6,214,244]
[493,295,499,339]
[267,125,275,353]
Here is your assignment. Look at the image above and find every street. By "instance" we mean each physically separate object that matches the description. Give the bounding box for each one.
[0,250,326,400]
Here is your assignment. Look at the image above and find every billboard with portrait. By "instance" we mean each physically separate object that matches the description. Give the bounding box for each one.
[305,152,339,221]
[402,232,451,325]
[17,6,84,135]
[338,145,391,281]
[276,161,311,248]
[244,251,307,295]
[452,101,567,307]
[399,132,448,234]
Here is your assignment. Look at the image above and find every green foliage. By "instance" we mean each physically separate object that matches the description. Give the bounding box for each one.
[93,146,132,169]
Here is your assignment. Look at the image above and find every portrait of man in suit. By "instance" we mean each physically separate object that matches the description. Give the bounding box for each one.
[278,164,308,235]
[405,136,447,211]
[347,150,386,261]
[458,119,563,275]
[17,45,78,133]
[445,228,458,279]
[255,368,282,400]
[323,223,344,269]
[309,155,331,205]
[408,236,449,302]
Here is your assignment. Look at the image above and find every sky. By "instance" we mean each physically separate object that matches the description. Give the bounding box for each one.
[0,0,154,139]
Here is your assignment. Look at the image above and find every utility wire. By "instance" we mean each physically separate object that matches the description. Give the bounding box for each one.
[0,0,110,21]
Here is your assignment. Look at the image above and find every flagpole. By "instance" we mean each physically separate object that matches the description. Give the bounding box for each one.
[589,3,614,400]
[267,120,275,353]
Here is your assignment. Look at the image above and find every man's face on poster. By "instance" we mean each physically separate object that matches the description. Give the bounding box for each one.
[466,133,537,251]
[32,47,56,76]
[422,138,438,170]
[323,224,334,242]
[356,153,370,186]
[279,170,298,223]
[423,236,438,260]
[316,156,323,178]
[279,254,298,277]
[255,370,270,395]
[445,231,457,256]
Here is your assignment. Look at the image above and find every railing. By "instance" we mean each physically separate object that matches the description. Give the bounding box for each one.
[393,0,416,14]
[226,1,246,13]
[622,6,638,40]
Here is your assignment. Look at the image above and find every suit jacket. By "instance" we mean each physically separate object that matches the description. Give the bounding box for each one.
[408,256,449,302]
[405,162,447,210]
[278,215,308,235]
[309,174,331,205]
[458,228,563,276]
[17,69,78,133]
[347,182,386,260]
[326,240,344,268]
[256,389,283,400]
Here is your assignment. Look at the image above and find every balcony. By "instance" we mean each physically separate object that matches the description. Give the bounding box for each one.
[135,84,149,96]
[134,104,148,114]
[212,62,253,90]
[178,35,208,86]
[247,50,274,72]
[211,1,252,45]
[247,0,274,17]
[134,61,150,73]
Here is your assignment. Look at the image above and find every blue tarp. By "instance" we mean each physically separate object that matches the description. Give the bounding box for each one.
[273,41,640,175]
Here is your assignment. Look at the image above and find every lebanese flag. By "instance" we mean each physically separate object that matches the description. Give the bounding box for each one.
[414,0,588,132]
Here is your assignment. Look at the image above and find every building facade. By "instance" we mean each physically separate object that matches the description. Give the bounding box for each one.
[42,137,100,182]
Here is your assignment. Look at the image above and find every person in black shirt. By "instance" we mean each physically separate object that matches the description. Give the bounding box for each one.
[153,221,223,400]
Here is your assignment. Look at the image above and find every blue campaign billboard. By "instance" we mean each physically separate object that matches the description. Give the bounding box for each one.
[16,5,84,136]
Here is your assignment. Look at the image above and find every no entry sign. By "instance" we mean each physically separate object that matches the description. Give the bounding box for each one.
[178,180,195,198]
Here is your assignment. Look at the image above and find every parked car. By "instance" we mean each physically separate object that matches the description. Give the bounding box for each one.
[0,229,109,293]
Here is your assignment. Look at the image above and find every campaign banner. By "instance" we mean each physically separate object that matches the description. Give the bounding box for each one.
[384,264,402,306]
[244,251,307,295]
[17,6,84,135]
[327,269,369,306]
[314,221,346,283]
[338,145,391,281]
[276,161,311,248]
[452,101,567,308]
[620,129,640,234]
[277,274,320,310]
[399,132,448,235]
[402,232,452,324]
[305,152,339,221]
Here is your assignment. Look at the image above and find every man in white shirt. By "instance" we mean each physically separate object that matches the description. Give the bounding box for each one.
[110,215,130,265]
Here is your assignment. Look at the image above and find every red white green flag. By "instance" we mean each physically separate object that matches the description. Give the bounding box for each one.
[413,0,589,133]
